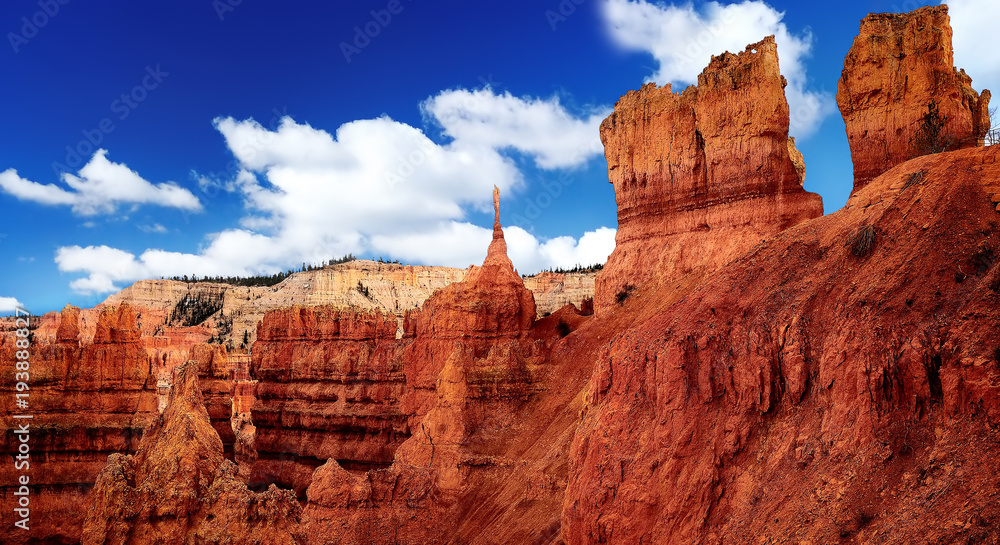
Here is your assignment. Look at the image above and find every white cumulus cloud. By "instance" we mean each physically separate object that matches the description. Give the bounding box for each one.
[946,0,1000,128]
[0,149,201,216]
[422,89,610,169]
[54,89,616,294]
[601,0,834,137]
[0,297,23,313]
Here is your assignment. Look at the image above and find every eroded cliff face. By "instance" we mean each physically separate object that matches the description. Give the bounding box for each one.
[837,5,992,192]
[99,260,592,351]
[22,9,1000,544]
[298,189,579,544]
[0,304,157,545]
[595,35,824,314]
[250,307,412,496]
[81,361,302,545]
[523,271,595,317]
[563,145,1000,543]
[248,189,545,520]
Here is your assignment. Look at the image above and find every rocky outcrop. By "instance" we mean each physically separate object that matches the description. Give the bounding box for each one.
[0,304,157,545]
[523,271,596,317]
[563,145,1000,543]
[399,187,538,428]
[98,261,592,350]
[249,307,412,496]
[837,5,992,192]
[594,36,824,314]
[81,361,302,544]
[249,189,541,502]
[296,189,580,543]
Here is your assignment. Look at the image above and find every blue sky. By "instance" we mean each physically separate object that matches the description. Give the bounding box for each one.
[1,0,995,314]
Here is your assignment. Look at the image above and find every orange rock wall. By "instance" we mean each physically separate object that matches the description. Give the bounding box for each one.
[563,146,1000,543]
[0,305,157,545]
[595,36,823,314]
[837,5,991,191]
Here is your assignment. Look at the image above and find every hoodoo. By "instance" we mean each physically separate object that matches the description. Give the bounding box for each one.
[837,5,991,192]
[81,362,302,544]
[595,36,823,314]
[7,6,1000,545]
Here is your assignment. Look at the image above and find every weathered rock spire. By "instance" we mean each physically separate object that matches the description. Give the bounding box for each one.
[594,35,823,314]
[837,5,991,192]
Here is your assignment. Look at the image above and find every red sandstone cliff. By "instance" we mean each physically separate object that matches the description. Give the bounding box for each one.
[563,145,1000,543]
[297,188,584,544]
[837,5,991,192]
[0,304,157,545]
[16,7,1000,544]
[81,361,302,544]
[249,306,412,496]
[595,35,824,314]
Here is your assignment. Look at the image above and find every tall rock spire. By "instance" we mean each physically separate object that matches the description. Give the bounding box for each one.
[594,36,823,315]
[837,5,991,192]
[484,185,512,269]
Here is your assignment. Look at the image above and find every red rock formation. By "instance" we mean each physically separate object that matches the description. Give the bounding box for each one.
[249,306,412,496]
[837,5,992,192]
[523,271,596,317]
[400,186,537,425]
[17,16,1000,545]
[562,145,1000,543]
[81,361,302,544]
[300,190,577,544]
[595,36,823,314]
[56,303,81,344]
[0,304,157,545]
[187,343,241,458]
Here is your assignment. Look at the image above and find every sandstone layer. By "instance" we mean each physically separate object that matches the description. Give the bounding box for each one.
[0,304,157,544]
[837,5,991,191]
[99,260,592,349]
[298,188,578,543]
[81,361,302,545]
[248,188,543,506]
[523,271,595,317]
[563,145,1000,543]
[16,10,1000,544]
[594,35,824,314]
[250,307,413,496]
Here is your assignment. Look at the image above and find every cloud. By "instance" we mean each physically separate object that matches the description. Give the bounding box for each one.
[138,223,168,234]
[506,226,618,273]
[56,89,616,294]
[946,0,1000,127]
[422,89,610,169]
[601,0,834,137]
[0,297,23,313]
[0,149,201,216]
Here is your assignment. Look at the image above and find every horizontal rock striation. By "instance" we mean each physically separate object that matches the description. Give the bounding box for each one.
[837,5,991,192]
[250,307,413,496]
[563,145,1000,544]
[0,304,157,545]
[595,36,823,314]
[81,361,302,545]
